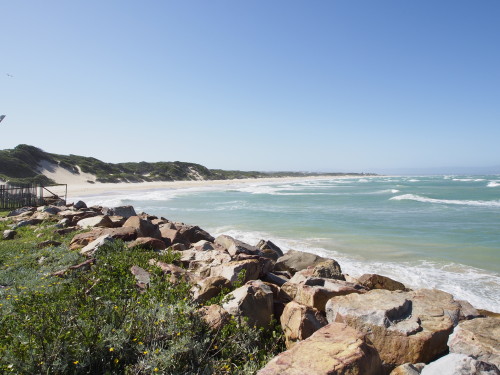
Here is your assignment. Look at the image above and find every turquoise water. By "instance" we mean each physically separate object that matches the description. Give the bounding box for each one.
[75,175,500,312]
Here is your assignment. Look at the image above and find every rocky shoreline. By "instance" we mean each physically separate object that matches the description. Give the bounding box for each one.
[2,201,499,374]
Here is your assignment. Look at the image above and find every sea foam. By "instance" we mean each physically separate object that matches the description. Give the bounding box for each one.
[390,194,500,207]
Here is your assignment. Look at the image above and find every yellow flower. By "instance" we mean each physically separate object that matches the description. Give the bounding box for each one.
[154,368,159,372]
[114,358,119,364]
[73,361,79,365]
[109,348,114,352]
[177,332,181,336]
[214,345,218,349]
[143,351,148,355]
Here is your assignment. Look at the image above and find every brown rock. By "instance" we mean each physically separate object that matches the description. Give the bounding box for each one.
[215,235,261,256]
[2,230,16,240]
[79,234,115,257]
[358,273,407,291]
[311,259,345,280]
[325,288,471,371]
[36,240,62,249]
[280,301,328,348]
[448,317,500,368]
[77,215,114,229]
[222,280,274,328]
[390,363,425,375]
[70,227,137,249]
[191,276,232,303]
[198,305,230,331]
[210,259,262,284]
[123,216,161,239]
[127,237,167,250]
[257,323,383,375]
[130,265,151,289]
[274,249,329,275]
[160,227,182,245]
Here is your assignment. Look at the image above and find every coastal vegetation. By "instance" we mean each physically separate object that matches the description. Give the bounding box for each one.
[0,213,284,374]
[0,144,373,185]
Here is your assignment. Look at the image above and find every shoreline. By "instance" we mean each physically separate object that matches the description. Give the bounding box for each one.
[65,175,362,199]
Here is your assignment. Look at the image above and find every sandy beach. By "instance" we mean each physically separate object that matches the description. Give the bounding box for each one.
[64,175,349,200]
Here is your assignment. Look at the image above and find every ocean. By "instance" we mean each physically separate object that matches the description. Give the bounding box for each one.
[74,175,500,313]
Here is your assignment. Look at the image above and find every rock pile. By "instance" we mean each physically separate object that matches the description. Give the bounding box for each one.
[2,201,499,375]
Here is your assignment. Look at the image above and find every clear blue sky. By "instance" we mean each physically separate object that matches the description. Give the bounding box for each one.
[1,1,499,173]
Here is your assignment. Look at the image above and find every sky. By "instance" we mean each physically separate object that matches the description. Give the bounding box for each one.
[1,1,499,174]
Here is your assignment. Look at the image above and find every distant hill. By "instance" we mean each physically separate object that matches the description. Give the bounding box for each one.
[0,144,373,185]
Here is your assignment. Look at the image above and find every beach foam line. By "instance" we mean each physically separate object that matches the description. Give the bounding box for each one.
[390,194,500,207]
[487,181,500,187]
[212,227,500,313]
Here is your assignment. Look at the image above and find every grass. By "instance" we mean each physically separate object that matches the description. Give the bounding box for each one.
[0,215,284,374]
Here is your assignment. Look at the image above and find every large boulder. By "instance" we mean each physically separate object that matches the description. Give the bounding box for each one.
[77,215,114,229]
[79,234,115,257]
[176,224,214,245]
[210,258,272,284]
[222,280,274,328]
[357,273,407,291]
[191,276,232,303]
[215,235,261,257]
[3,230,16,240]
[274,250,329,274]
[123,216,162,239]
[70,227,137,249]
[420,353,499,375]
[256,239,284,261]
[280,301,328,348]
[198,305,230,331]
[448,317,500,368]
[325,288,477,371]
[8,207,35,217]
[101,205,136,218]
[257,323,383,375]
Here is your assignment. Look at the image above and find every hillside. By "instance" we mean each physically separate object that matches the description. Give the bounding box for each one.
[0,144,373,185]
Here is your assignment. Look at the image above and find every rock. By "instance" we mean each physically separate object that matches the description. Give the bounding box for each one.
[130,265,150,289]
[170,243,186,251]
[73,200,87,210]
[448,317,500,368]
[311,259,345,280]
[192,240,215,251]
[262,272,289,287]
[70,227,137,249]
[280,301,328,348]
[30,212,53,221]
[257,323,383,375]
[257,239,284,256]
[176,225,215,245]
[37,205,62,215]
[8,207,35,217]
[420,353,500,375]
[210,259,264,284]
[293,279,365,311]
[127,237,167,251]
[56,218,71,228]
[79,234,115,257]
[12,219,42,229]
[198,305,230,331]
[191,276,232,303]
[101,205,136,218]
[274,249,328,275]
[215,235,261,256]
[108,216,127,227]
[77,215,114,229]
[390,363,425,375]
[36,240,62,249]
[222,280,274,328]
[123,216,162,239]
[54,226,78,236]
[358,273,407,291]
[456,300,481,320]
[325,288,471,371]
[256,240,284,260]
[2,230,16,240]
[160,227,182,245]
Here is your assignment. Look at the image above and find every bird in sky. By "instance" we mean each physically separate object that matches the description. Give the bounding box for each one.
[6,73,13,77]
